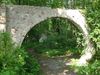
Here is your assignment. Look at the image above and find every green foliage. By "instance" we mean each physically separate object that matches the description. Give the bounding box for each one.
[76,60,100,75]
[76,1,100,75]
[0,0,93,9]
[20,55,41,75]
[0,0,13,5]
[50,0,64,8]
[0,0,64,8]
[0,32,41,75]
[86,3,100,50]
[0,32,26,75]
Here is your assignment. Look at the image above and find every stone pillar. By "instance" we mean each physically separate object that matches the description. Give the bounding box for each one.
[0,6,6,32]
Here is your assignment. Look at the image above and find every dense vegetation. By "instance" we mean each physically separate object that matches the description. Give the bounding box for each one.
[76,1,100,75]
[0,32,42,75]
[22,18,82,57]
[0,0,100,75]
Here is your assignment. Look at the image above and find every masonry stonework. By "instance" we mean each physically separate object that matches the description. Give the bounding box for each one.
[0,5,95,65]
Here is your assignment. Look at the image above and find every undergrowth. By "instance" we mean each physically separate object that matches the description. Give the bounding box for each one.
[0,32,42,75]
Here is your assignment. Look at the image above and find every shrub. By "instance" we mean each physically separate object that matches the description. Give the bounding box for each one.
[0,32,41,75]
[76,60,100,75]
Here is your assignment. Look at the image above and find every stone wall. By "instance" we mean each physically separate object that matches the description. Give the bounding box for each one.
[0,6,6,32]
[0,5,95,65]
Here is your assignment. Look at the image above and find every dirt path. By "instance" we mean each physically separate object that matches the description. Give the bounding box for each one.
[28,49,78,75]
[37,55,77,75]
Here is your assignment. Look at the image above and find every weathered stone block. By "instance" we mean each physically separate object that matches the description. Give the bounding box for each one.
[0,6,6,32]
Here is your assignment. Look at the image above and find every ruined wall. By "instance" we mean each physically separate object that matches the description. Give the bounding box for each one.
[0,5,95,65]
[0,6,6,32]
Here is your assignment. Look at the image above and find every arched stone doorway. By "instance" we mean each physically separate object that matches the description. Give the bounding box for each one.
[7,5,95,65]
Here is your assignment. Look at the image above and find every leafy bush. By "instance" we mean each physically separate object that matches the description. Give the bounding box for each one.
[19,54,41,75]
[0,32,41,75]
[76,60,100,75]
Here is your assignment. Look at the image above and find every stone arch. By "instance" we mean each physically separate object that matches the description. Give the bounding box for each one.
[7,5,95,65]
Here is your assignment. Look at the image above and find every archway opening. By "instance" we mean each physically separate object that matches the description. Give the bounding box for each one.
[22,17,84,58]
